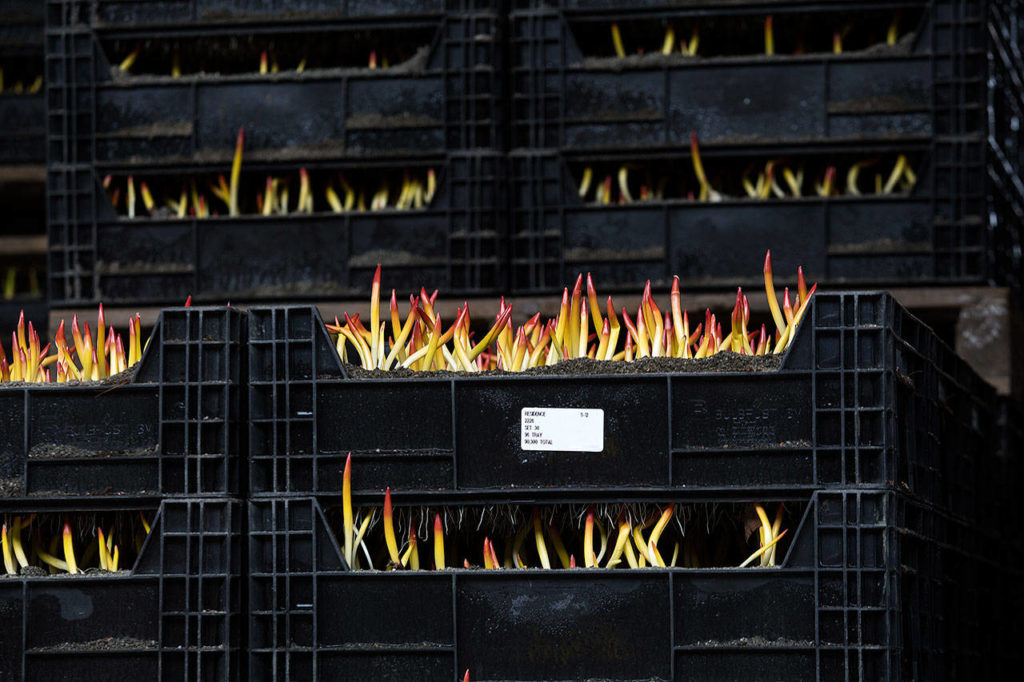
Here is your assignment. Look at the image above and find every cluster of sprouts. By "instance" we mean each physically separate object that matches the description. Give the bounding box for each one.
[331,251,814,372]
[608,12,905,59]
[580,142,916,206]
[338,456,790,572]
[102,129,435,219]
[0,306,142,383]
[2,511,153,576]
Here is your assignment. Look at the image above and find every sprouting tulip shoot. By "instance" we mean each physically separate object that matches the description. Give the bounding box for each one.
[330,251,816,373]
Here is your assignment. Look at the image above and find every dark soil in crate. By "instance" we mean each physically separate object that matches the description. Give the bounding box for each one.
[343,352,783,379]
[0,479,25,496]
[0,366,138,390]
[30,636,159,652]
[1,569,131,580]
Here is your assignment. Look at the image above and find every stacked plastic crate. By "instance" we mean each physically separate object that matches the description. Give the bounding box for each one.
[244,294,1015,680]
[508,0,1004,293]
[26,1,1022,680]
[45,0,506,309]
[0,306,244,680]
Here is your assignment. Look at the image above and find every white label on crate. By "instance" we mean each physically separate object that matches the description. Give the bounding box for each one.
[520,408,604,452]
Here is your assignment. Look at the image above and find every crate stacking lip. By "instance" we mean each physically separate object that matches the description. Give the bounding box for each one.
[246,292,997,528]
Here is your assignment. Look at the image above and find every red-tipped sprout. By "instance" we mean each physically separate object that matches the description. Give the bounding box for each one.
[434,513,445,570]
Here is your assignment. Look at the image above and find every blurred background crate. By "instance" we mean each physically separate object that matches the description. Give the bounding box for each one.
[44,0,506,309]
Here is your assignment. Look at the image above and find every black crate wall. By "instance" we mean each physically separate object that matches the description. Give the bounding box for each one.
[44,0,507,307]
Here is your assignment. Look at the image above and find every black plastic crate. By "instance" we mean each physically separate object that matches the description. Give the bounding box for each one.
[511,0,985,149]
[246,490,1006,681]
[0,0,44,165]
[0,497,241,682]
[45,3,503,166]
[506,0,1003,292]
[44,0,504,309]
[0,306,244,498]
[507,138,992,292]
[47,152,506,305]
[246,292,997,525]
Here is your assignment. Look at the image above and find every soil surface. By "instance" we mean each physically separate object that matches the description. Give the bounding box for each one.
[0,478,25,497]
[0,568,128,580]
[344,352,783,379]
[27,488,161,497]
[692,636,815,648]
[346,112,440,130]
[31,636,158,652]
[826,95,920,114]
[0,365,137,388]
[98,260,193,274]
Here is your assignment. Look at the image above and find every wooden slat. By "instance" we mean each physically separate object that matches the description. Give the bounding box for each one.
[0,234,47,255]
